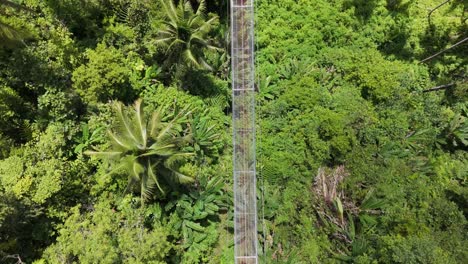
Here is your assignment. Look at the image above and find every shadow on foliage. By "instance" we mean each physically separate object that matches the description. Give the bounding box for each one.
[0,194,53,263]
[343,0,378,21]
[44,0,108,45]
[445,189,468,219]
[180,69,226,97]
[344,0,417,60]
[0,46,74,143]
[344,0,410,21]
[377,1,414,60]
[420,25,467,69]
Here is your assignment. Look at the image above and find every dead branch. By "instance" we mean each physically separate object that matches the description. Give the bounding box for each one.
[2,254,24,264]
[423,83,455,92]
[428,0,451,25]
[314,166,349,204]
[420,36,468,63]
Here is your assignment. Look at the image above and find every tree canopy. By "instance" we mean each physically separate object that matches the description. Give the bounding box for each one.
[0,0,466,263]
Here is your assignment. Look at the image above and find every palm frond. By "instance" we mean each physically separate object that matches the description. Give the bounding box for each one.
[150,107,164,137]
[195,0,207,17]
[164,152,194,169]
[183,49,201,68]
[157,0,219,70]
[155,106,192,141]
[148,160,164,193]
[160,0,178,25]
[132,159,144,179]
[172,170,195,184]
[133,99,147,147]
[88,99,197,202]
[197,16,218,34]
[108,130,134,150]
[0,21,26,47]
[84,150,122,157]
[183,0,194,14]
[165,38,185,54]
[113,101,142,147]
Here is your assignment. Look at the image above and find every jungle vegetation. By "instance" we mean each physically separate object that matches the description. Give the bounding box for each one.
[0,0,466,263]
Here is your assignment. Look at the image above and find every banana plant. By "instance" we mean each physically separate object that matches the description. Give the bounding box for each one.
[443,113,468,148]
[74,123,105,154]
[165,175,227,247]
[86,99,195,202]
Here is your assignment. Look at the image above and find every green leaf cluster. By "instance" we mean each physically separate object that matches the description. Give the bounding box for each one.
[0,0,466,263]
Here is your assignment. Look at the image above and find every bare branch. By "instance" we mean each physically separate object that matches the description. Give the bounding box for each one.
[420,36,468,63]
[2,254,24,264]
[423,83,455,92]
[428,0,451,25]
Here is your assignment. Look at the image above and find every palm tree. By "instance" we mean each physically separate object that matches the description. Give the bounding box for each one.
[155,0,219,70]
[0,0,31,47]
[86,99,195,201]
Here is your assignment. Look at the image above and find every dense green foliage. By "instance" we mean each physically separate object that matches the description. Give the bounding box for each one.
[0,0,466,263]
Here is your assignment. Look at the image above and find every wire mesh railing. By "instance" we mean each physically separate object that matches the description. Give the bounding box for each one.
[231,0,258,263]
